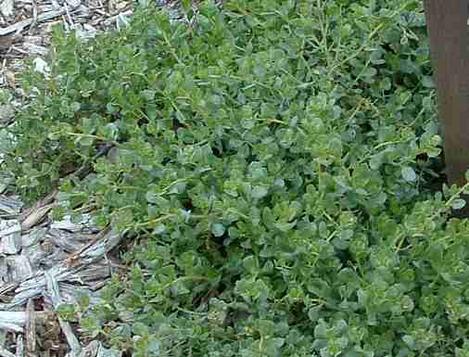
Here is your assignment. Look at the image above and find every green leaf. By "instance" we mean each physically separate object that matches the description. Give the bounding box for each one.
[181,0,191,13]
[421,76,434,88]
[211,223,226,237]
[251,186,269,199]
[401,166,417,182]
[451,198,466,210]
[145,191,158,204]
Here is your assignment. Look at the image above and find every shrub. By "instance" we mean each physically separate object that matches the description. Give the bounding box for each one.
[3,0,469,356]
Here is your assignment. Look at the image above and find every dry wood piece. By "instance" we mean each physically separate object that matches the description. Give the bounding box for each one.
[0,197,22,218]
[14,335,22,357]
[45,272,81,356]
[0,8,68,36]
[19,191,56,225]
[0,192,122,355]
[20,203,54,231]
[0,0,14,18]
[0,311,52,332]
[24,300,35,355]
[0,345,15,357]
[0,34,15,51]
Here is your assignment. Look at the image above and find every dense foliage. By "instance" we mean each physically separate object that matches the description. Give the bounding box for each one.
[3,0,469,355]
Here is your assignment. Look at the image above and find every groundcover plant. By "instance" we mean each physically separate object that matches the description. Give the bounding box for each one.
[2,0,469,356]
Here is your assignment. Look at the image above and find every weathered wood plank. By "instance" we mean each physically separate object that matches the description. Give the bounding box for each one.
[424,0,469,185]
